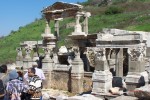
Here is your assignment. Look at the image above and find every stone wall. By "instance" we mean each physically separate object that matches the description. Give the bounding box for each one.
[51,70,71,91]
[43,71,51,89]
[83,72,92,92]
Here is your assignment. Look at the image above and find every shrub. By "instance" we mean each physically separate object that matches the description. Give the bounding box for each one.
[112,0,128,5]
[105,6,123,15]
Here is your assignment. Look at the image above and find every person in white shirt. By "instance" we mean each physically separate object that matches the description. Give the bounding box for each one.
[24,62,45,81]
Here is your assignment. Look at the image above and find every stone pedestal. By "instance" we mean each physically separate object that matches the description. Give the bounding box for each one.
[42,58,54,71]
[95,60,108,71]
[126,47,148,90]
[42,58,53,88]
[16,60,23,67]
[23,47,32,70]
[129,61,145,72]
[71,53,84,94]
[42,47,54,71]
[52,65,71,91]
[92,48,113,94]
[92,70,112,94]
[23,58,33,70]
[16,47,23,68]
[126,72,148,90]
[71,73,84,93]
[42,71,52,89]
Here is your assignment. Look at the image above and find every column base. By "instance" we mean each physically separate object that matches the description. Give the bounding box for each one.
[125,72,148,90]
[42,58,54,71]
[23,58,32,70]
[92,70,112,94]
[71,73,84,94]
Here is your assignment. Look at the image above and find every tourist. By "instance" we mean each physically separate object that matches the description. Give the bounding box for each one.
[6,69,29,100]
[24,61,45,81]
[27,67,42,100]
[0,64,10,100]
[0,64,9,87]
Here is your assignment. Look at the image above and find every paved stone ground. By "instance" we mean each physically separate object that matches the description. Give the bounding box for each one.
[42,89,139,100]
[110,95,138,100]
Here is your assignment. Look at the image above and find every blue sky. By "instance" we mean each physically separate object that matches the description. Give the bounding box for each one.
[0,0,86,36]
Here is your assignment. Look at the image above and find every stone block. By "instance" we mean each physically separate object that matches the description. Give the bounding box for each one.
[95,60,108,71]
[92,70,112,82]
[23,59,32,69]
[71,74,84,94]
[43,71,51,89]
[92,70,112,94]
[53,64,71,71]
[51,70,71,91]
[42,59,54,71]
[71,60,84,74]
[129,61,145,72]
[126,72,148,90]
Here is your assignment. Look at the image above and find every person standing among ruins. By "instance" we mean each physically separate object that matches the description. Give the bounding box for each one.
[6,70,29,100]
[0,64,10,100]
[0,64,9,87]
[24,61,45,81]
[27,67,42,100]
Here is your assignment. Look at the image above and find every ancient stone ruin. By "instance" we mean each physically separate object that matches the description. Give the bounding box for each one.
[15,1,150,99]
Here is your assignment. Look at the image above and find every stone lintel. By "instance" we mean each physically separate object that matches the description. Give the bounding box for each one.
[96,44,143,48]
[53,65,71,71]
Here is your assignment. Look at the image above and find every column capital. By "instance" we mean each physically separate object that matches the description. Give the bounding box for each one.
[128,46,145,61]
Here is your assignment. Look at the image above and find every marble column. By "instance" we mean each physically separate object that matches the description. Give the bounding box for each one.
[92,48,112,95]
[32,46,39,61]
[54,18,63,39]
[16,47,23,68]
[42,47,53,71]
[23,46,32,70]
[83,12,91,35]
[42,47,54,89]
[71,46,84,94]
[126,46,148,90]
[116,48,123,77]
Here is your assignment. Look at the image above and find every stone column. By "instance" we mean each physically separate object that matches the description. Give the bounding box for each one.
[126,46,148,90]
[116,48,123,77]
[92,48,112,95]
[16,47,23,68]
[42,47,54,89]
[71,46,84,94]
[23,46,32,70]
[83,12,91,35]
[75,14,82,33]
[53,53,59,66]
[42,47,53,71]
[54,18,63,39]
[32,46,39,61]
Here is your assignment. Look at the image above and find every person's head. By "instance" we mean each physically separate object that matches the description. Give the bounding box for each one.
[9,70,18,80]
[0,64,7,73]
[32,61,38,68]
[28,67,36,77]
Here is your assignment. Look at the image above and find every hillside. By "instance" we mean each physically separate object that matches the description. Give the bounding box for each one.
[1,0,150,64]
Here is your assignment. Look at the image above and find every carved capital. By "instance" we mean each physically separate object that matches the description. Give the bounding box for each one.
[128,46,145,61]
[95,48,106,60]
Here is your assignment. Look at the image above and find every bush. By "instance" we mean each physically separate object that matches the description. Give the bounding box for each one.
[105,6,123,15]
[112,0,127,5]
